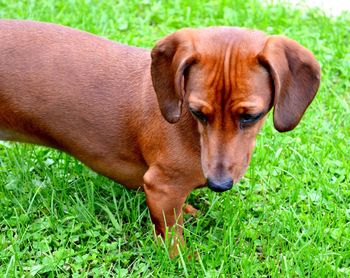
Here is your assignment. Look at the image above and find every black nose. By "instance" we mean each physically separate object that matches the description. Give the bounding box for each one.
[207,178,233,192]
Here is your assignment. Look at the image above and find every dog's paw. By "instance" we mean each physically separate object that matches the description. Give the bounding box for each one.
[183,204,199,217]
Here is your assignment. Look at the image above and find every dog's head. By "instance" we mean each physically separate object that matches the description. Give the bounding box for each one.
[151,27,320,192]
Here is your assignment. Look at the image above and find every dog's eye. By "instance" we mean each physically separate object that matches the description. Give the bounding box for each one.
[239,113,263,127]
[189,108,208,123]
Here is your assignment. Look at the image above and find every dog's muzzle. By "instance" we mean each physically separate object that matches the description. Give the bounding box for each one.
[207,178,233,192]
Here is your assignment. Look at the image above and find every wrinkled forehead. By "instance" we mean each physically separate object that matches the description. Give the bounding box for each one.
[187,46,272,111]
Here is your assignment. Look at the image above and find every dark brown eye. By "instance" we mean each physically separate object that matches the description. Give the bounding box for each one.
[189,108,208,123]
[239,112,263,128]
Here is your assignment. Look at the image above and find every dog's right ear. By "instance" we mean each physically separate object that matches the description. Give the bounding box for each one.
[151,32,198,123]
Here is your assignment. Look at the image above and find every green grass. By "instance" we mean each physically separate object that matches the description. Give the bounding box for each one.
[0,0,349,276]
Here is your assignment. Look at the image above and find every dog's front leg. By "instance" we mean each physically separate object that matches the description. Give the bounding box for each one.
[143,166,191,256]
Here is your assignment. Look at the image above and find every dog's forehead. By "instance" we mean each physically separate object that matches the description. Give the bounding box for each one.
[188,65,271,113]
[184,28,272,110]
[187,30,271,105]
[191,27,267,55]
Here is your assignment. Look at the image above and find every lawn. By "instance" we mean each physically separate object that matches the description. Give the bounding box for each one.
[0,0,349,276]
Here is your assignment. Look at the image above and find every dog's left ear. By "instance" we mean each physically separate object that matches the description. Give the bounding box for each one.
[258,36,321,132]
[151,32,198,123]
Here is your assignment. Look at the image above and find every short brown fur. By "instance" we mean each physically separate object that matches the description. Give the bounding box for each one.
[0,20,320,251]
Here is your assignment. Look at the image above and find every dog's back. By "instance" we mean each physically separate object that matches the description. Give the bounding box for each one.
[0,20,151,186]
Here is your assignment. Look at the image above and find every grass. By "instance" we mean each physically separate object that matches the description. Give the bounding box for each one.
[0,0,349,276]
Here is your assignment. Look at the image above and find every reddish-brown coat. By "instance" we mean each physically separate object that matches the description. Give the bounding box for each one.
[0,20,320,251]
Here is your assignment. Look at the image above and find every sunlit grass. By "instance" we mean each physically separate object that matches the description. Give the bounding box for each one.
[0,0,349,276]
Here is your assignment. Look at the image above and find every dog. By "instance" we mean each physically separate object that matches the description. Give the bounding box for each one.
[0,20,320,250]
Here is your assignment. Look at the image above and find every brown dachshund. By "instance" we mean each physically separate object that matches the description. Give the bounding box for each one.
[0,20,320,248]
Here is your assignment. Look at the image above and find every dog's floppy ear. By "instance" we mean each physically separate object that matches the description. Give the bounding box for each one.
[258,36,321,132]
[151,32,198,123]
